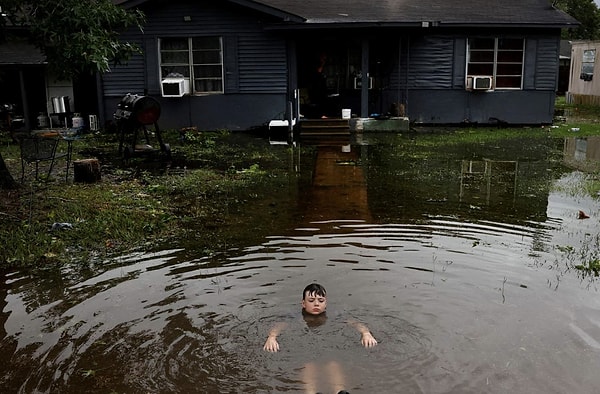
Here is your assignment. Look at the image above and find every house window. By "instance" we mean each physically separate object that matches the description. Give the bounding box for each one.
[467,38,524,89]
[581,49,595,81]
[159,37,223,94]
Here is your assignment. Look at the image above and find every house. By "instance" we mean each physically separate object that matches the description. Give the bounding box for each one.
[567,40,600,106]
[103,0,577,131]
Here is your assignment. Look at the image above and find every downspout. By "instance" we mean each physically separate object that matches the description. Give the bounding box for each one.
[287,39,298,133]
[397,38,402,113]
[361,38,370,118]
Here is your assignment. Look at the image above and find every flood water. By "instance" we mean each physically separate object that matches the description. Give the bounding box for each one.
[2,132,600,393]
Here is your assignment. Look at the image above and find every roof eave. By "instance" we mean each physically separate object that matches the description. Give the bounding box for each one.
[265,21,580,31]
[441,21,580,29]
[0,61,47,66]
[227,0,305,22]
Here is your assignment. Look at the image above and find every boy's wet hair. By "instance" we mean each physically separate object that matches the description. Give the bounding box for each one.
[302,283,326,299]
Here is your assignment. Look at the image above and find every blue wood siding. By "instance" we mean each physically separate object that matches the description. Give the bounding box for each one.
[102,1,288,97]
[452,38,467,89]
[102,36,146,97]
[100,0,289,130]
[238,34,287,93]
[381,33,561,124]
[224,35,240,93]
[407,36,455,89]
[389,36,456,91]
[389,35,560,92]
[534,38,560,90]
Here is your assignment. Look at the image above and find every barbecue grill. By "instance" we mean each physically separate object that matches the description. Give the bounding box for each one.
[114,93,170,160]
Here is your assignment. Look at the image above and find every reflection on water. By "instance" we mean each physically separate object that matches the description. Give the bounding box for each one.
[459,159,518,204]
[564,135,600,172]
[299,144,371,222]
[2,133,600,393]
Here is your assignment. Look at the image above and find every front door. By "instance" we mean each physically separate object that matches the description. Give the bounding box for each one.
[296,38,362,119]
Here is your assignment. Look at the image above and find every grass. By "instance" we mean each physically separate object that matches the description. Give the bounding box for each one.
[575,259,600,277]
[551,171,600,199]
[0,128,298,268]
[555,233,600,280]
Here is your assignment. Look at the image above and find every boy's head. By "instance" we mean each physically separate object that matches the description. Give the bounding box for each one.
[301,283,327,315]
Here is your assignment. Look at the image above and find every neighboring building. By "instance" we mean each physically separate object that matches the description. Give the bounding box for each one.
[102,0,577,130]
[567,40,600,106]
[0,36,49,131]
[0,34,97,132]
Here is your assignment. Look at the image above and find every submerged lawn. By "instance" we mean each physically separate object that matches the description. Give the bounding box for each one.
[0,130,303,269]
[1,98,600,270]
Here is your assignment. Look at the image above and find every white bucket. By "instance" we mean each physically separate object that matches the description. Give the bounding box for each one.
[72,113,85,128]
[341,108,351,119]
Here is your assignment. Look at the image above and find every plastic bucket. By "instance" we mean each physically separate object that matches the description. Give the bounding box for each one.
[72,113,85,128]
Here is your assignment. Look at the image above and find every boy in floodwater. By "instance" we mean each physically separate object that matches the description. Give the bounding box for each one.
[263,283,378,394]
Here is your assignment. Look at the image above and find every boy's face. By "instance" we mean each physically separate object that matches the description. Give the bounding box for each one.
[302,291,327,315]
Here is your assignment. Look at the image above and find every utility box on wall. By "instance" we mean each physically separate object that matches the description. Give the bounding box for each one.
[466,76,493,91]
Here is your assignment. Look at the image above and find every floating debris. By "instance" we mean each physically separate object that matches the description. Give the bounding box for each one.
[578,210,590,219]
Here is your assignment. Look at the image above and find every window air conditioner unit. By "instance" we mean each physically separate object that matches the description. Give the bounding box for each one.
[466,76,493,91]
[161,78,189,97]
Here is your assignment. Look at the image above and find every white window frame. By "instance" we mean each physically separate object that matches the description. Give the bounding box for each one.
[158,36,224,95]
[466,38,525,90]
[581,49,595,81]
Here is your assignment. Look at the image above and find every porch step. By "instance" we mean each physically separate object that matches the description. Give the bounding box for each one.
[300,118,350,137]
[300,135,351,145]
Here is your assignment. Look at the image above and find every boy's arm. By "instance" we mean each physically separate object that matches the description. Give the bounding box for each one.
[263,322,288,352]
[348,320,378,348]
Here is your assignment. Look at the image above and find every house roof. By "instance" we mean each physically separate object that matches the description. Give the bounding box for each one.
[255,0,578,27]
[117,0,579,28]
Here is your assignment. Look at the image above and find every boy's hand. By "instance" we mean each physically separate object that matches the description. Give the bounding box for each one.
[263,336,280,352]
[360,332,378,348]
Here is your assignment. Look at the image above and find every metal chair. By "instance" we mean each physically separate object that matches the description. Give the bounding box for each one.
[19,135,66,182]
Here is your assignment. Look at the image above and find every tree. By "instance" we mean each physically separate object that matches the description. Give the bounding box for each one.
[0,0,145,79]
[555,0,600,40]
[0,153,17,189]
[0,0,144,189]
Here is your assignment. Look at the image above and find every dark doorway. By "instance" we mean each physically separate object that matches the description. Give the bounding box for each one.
[297,38,362,119]
[0,66,47,131]
[23,67,48,123]
[0,68,24,131]
[73,72,99,118]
